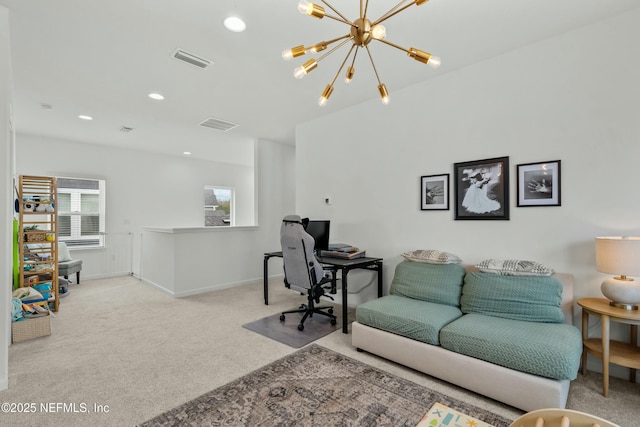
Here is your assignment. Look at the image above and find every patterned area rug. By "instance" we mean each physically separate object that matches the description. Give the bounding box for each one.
[139,344,513,427]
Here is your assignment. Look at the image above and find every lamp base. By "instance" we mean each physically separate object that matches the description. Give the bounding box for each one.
[601,277,640,311]
[608,301,639,311]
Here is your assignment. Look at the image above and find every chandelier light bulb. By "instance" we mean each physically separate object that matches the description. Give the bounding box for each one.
[298,0,311,14]
[310,42,327,53]
[298,1,324,18]
[378,83,390,105]
[318,84,334,107]
[294,59,318,79]
[371,24,386,40]
[282,45,306,60]
[294,67,306,79]
[428,55,442,68]
[345,66,355,84]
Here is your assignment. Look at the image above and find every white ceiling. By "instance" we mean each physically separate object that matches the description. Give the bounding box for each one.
[2,0,638,166]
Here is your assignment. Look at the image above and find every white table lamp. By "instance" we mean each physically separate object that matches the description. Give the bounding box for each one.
[595,236,640,310]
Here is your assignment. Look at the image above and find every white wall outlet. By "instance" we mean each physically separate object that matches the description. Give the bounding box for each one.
[323,196,332,205]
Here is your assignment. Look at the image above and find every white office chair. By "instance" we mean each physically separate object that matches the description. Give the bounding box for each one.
[279,215,337,331]
[510,408,619,427]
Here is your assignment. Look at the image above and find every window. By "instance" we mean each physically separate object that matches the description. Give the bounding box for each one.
[57,177,106,248]
[204,186,233,226]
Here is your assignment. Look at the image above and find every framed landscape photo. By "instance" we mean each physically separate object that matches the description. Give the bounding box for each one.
[421,174,449,210]
[517,160,561,207]
[454,156,509,220]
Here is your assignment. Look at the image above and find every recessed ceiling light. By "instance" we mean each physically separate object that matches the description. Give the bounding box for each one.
[40,103,53,111]
[224,16,246,33]
[183,151,192,156]
[148,93,165,100]
[78,115,93,121]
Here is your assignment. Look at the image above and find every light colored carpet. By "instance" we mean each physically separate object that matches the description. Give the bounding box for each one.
[2,276,638,427]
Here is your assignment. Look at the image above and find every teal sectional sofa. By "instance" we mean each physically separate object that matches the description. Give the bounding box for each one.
[352,261,582,412]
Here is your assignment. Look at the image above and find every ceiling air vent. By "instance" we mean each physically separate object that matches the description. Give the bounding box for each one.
[119,126,134,133]
[199,117,238,132]
[172,48,212,69]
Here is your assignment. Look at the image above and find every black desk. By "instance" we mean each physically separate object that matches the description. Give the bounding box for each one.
[263,251,383,333]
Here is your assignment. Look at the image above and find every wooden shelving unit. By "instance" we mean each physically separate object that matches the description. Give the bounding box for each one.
[18,175,59,311]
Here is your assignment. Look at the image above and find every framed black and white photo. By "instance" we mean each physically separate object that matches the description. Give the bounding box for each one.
[517,160,561,207]
[454,156,509,220]
[421,174,449,210]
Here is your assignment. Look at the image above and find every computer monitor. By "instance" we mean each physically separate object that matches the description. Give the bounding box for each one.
[305,220,330,252]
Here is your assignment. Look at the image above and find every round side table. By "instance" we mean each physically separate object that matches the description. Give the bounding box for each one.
[577,297,640,397]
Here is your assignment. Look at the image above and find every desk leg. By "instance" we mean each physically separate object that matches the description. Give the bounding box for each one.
[602,315,610,397]
[581,309,588,375]
[631,324,638,383]
[330,269,337,294]
[263,255,269,305]
[376,260,383,297]
[341,267,349,334]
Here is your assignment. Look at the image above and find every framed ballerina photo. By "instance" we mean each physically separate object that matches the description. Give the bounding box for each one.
[454,156,509,220]
[517,160,561,207]
[420,174,449,211]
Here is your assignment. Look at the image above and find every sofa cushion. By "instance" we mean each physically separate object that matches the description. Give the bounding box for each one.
[402,249,462,265]
[461,271,564,323]
[440,313,582,380]
[390,261,466,307]
[356,295,463,345]
[476,259,554,276]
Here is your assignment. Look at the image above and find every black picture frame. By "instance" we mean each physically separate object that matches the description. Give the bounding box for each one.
[420,174,449,210]
[517,160,561,207]
[454,156,509,220]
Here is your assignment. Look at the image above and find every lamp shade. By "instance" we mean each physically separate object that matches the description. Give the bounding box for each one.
[595,236,640,277]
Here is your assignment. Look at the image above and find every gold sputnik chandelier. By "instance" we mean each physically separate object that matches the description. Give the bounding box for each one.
[283,0,441,106]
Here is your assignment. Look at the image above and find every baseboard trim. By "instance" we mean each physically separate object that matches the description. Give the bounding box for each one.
[140,276,269,298]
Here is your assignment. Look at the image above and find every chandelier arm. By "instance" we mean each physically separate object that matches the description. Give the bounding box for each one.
[365,45,382,86]
[329,44,356,86]
[373,0,416,26]
[322,34,352,48]
[315,36,354,64]
[320,0,352,25]
[373,0,409,24]
[323,13,357,27]
[350,46,359,68]
[362,0,369,20]
[374,38,410,55]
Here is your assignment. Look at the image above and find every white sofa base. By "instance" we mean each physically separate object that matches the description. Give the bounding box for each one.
[352,321,570,412]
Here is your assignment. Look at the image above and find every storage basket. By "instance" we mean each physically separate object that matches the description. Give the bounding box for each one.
[25,232,46,242]
[11,314,51,343]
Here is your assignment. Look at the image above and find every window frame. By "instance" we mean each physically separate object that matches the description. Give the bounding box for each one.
[57,177,106,249]
[204,186,234,227]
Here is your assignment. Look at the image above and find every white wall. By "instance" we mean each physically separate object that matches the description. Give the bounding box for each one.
[0,5,13,392]
[296,9,640,372]
[137,139,296,296]
[15,134,258,279]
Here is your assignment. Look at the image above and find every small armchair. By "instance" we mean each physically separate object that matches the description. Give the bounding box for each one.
[279,215,337,331]
[58,242,83,284]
